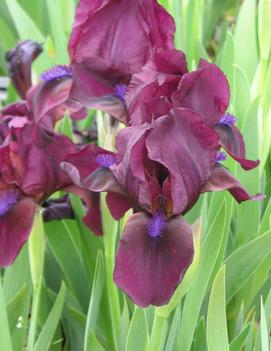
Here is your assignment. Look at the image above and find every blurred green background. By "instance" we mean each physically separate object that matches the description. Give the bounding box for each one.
[0,0,271,350]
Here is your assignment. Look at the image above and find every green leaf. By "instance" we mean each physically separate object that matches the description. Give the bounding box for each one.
[119,301,130,351]
[45,220,91,312]
[207,266,229,351]
[0,279,13,351]
[33,283,66,351]
[84,251,105,351]
[234,0,258,83]
[164,307,181,351]
[125,308,149,351]
[87,332,106,351]
[28,211,45,288]
[178,200,227,351]
[258,0,271,60]
[225,231,271,302]
[6,285,27,331]
[46,0,69,63]
[192,317,207,351]
[259,298,269,351]
[216,31,234,90]
[229,324,250,351]
[5,0,44,41]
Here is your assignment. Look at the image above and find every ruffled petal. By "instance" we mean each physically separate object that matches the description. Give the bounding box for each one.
[69,0,175,72]
[172,60,230,126]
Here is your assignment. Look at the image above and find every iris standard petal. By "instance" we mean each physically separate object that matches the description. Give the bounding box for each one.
[172,60,230,126]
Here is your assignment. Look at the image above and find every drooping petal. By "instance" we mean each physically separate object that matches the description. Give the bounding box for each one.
[172,60,230,126]
[62,144,116,188]
[69,61,127,123]
[146,108,219,214]
[69,0,175,72]
[215,123,259,170]
[0,195,36,267]
[113,212,193,307]
[202,164,264,202]
[5,40,43,98]
[27,75,86,132]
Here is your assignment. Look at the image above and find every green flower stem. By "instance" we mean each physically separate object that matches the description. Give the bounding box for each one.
[149,313,168,351]
[27,210,45,350]
[102,193,121,351]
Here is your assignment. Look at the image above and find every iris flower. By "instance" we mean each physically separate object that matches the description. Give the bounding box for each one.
[0,116,102,267]
[37,0,175,124]
[62,98,263,307]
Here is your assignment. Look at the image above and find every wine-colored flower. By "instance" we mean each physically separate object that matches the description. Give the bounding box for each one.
[39,0,175,123]
[63,104,263,306]
[0,120,98,267]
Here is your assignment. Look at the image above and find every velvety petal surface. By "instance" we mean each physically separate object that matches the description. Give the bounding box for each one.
[113,212,194,307]
[69,0,175,73]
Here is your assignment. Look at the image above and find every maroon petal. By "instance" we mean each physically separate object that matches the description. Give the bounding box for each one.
[215,124,259,170]
[172,60,230,126]
[10,125,76,197]
[202,164,264,202]
[27,77,84,132]
[69,61,127,123]
[69,0,175,73]
[62,144,118,191]
[126,49,187,114]
[113,212,193,307]
[0,195,36,267]
[146,108,219,214]
[106,192,131,220]
[64,144,113,179]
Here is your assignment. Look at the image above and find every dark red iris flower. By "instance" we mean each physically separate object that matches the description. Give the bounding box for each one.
[62,101,263,307]
[36,0,175,124]
[0,118,102,267]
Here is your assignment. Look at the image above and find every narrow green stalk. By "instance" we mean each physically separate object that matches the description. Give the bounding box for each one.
[27,280,43,351]
[105,255,121,350]
[102,195,121,350]
[97,111,121,350]
[27,210,45,351]
[149,313,168,351]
